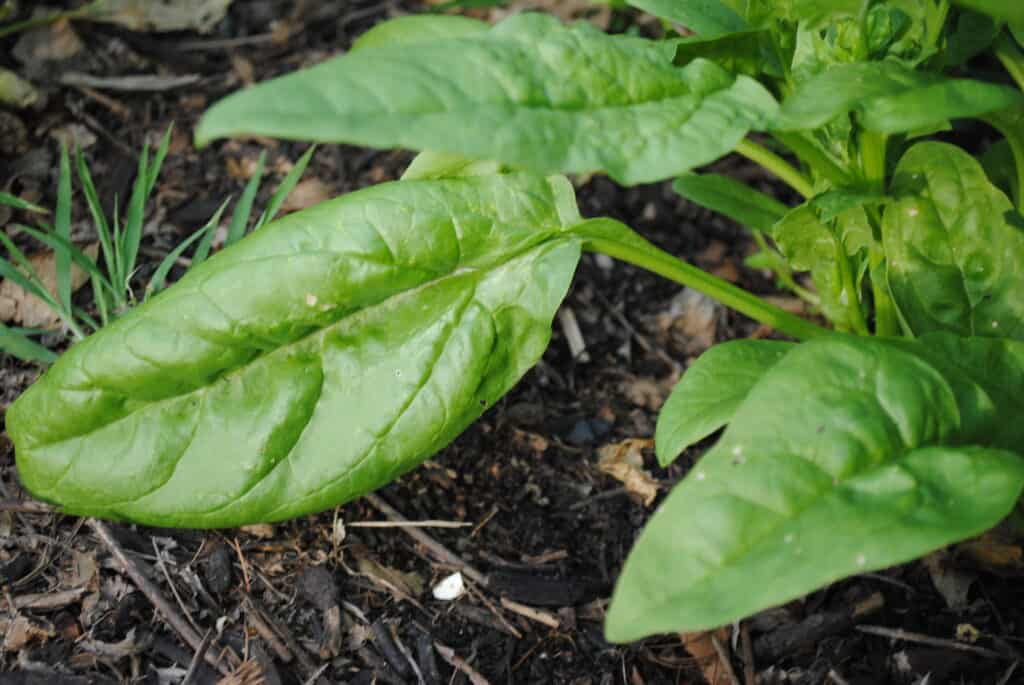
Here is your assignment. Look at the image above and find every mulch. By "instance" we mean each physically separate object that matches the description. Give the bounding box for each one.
[1,2,1023,684]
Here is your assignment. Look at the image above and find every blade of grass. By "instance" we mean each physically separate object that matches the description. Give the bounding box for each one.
[146,220,218,297]
[76,148,118,293]
[56,144,73,317]
[225,150,266,246]
[120,143,150,293]
[0,192,48,214]
[254,146,316,230]
[0,235,59,308]
[146,125,173,196]
[12,224,115,299]
[0,324,58,364]
[190,198,229,266]
[72,306,100,333]
[91,273,109,327]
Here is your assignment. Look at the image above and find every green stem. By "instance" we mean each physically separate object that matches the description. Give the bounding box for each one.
[735,138,815,199]
[983,112,1024,210]
[994,31,1024,93]
[834,238,868,336]
[869,246,899,337]
[772,132,853,188]
[584,237,829,341]
[860,130,887,193]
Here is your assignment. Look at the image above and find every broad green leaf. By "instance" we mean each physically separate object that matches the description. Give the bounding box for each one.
[980,139,1017,199]
[655,339,792,465]
[607,335,1024,640]
[402,151,506,181]
[810,186,886,222]
[884,142,1024,341]
[887,333,1024,451]
[674,173,788,231]
[8,173,582,528]
[951,0,1024,24]
[673,30,782,77]
[626,0,747,35]
[772,206,864,332]
[196,14,779,185]
[944,10,1000,66]
[775,62,1023,134]
[350,14,488,53]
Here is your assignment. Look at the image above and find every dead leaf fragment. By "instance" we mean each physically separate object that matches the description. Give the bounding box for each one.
[94,0,233,34]
[621,376,666,411]
[681,627,733,685]
[356,556,425,600]
[0,68,39,109]
[924,551,975,610]
[3,615,54,651]
[656,287,720,358]
[12,18,83,62]
[0,243,99,329]
[597,439,659,506]
[281,178,330,212]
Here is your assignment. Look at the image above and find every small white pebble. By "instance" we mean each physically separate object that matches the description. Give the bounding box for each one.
[305,293,318,306]
[432,572,465,601]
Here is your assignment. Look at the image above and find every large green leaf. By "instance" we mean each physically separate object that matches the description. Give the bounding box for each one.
[195,14,778,186]
[626,0,747,35]
[888,333,1024,452]
[607,335,1024,640]
[775,62,1023,133]
[350,14,487,52]
[674,173,788,231]
[655,339,793,466]
[884,142,1024,341]
[8,174,582,528]
[951,0,1024,24]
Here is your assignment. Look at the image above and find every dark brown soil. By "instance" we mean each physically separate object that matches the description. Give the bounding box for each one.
[2,3,1023,685]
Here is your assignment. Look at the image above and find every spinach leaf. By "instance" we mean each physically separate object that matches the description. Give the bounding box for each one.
[350,14,487,52]
[607,335,1024,640]
[673,30,782,77]
[674,173,788,231]
[884,142,1024,341]
[775,62,1023,133]
[655,339,793,466]
[627,0,747,35]
[8,174,582,528]
[951,0,1024,25]
[196,14,779,185]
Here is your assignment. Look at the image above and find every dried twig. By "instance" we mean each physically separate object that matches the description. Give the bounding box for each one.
[0,587,87,612]
[347,520,472,529]
[0,499,54,514]
[710,634,742,685]
[434,642,492,685]
[60,72,201,92]
[242,593,319,678]
[826,669,851,685]
[364,493,486,585]
[499,597,560,630]
[740,622,756,685]
[182,629,214,685]
[89,519,234,676]
[856,625,1005,658]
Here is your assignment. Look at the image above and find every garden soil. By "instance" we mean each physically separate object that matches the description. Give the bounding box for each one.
[1,2,1022,684]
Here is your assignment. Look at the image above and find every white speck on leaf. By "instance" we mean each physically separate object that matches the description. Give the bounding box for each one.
[305,293,318,306]
[856,554,867,567]
[695,471,706,481]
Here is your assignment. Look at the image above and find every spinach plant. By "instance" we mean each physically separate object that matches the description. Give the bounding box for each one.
[10,1,1024,643]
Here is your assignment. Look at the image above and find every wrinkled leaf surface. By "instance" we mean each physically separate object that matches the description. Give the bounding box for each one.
[8,174,582,528]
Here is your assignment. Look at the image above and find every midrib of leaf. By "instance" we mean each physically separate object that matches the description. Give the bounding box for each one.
[31,237,573,450]
[658,408,958,604]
